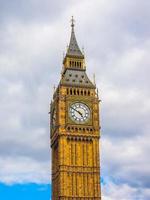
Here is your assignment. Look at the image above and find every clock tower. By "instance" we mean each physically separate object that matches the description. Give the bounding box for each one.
[50,18,101,200]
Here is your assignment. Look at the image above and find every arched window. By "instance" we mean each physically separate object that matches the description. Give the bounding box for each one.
[70,89,72,95]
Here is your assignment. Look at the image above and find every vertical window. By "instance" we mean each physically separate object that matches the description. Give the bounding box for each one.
[75,143,77,165]
[70,89,72,95]
[71,143,73,165]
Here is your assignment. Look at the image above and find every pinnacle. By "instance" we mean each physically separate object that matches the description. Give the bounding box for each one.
[66,17,84,58]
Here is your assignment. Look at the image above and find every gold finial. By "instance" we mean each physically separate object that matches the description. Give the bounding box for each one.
[82,47,85,55]
[93,73,96,85]
[71,16,75,28]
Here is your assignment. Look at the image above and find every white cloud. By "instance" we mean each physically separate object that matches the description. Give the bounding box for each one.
[102,180,150,200]
[102,133,150,188]
[0,156,50,185]
[0,0,150,199]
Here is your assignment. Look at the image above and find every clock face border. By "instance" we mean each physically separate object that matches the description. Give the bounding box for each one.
[67,100,93,125]
[69,102,90,124]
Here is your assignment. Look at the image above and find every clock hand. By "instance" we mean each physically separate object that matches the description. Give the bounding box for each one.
[71,107,83,117]
[77,110,83,117]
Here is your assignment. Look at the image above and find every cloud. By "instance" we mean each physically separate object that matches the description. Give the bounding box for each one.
[102,180,150,200]
[0,0,77,25]
[0,0,150,199]
[102,134,150,187]
[0,156,50,185]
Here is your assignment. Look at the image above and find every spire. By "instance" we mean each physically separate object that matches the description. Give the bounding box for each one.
[66,16,84,58]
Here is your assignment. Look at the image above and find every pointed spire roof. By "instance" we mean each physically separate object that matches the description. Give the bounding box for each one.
[66,17,84,58]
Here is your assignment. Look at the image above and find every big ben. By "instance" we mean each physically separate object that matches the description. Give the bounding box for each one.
[50,17,101,200]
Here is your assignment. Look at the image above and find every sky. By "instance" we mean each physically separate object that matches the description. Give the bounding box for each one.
[0,0,150,199]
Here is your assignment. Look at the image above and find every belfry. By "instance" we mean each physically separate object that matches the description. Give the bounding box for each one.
[50,17,101,200]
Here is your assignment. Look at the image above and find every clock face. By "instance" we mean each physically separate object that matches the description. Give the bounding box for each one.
[69,102,90,124]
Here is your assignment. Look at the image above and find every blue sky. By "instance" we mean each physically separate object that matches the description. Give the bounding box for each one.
[0,183,50,200]
[0,0,150,199]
